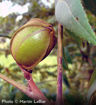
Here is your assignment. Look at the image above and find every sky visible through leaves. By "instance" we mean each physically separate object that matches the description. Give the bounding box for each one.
[0,0,54,17]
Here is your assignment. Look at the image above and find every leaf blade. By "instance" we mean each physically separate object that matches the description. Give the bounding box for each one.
[55,0,96,45]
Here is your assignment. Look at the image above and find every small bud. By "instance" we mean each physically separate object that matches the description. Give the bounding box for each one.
[10,18,56,71]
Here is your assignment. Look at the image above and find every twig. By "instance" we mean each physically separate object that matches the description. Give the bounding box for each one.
[0,73,29,97]
[0,73,45,100]
[20,67,52,105]
[0,72,51,105]
[56,24,63,105]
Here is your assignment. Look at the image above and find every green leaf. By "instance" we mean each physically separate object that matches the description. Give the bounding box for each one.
[62,57,68,70]
[62,47,69,70]
[55,0,96,45]
[67,29,82,46]
[87,80,96,100]
[89,70,96,86]
[62,47,72,70]
[64,47,72,64]
[88,70,96,101]
[63,73,70,88]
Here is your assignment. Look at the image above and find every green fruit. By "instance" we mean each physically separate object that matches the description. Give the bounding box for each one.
[10,18,56,71]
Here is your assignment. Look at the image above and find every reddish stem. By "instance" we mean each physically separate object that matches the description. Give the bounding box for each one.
[0,67,51,104]
[20,67,51,105]
[56,24,63,105]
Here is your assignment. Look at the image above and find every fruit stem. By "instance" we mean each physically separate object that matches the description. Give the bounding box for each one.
[56,24,63,105]
[0,68,51,104]
[20,68,51,105]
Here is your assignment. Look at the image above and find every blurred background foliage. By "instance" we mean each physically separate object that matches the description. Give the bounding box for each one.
[0,0,96,105]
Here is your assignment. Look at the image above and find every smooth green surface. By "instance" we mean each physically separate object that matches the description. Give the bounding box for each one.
[12,26,43,56]
[55,0,96,45]
[11,26,50,68]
